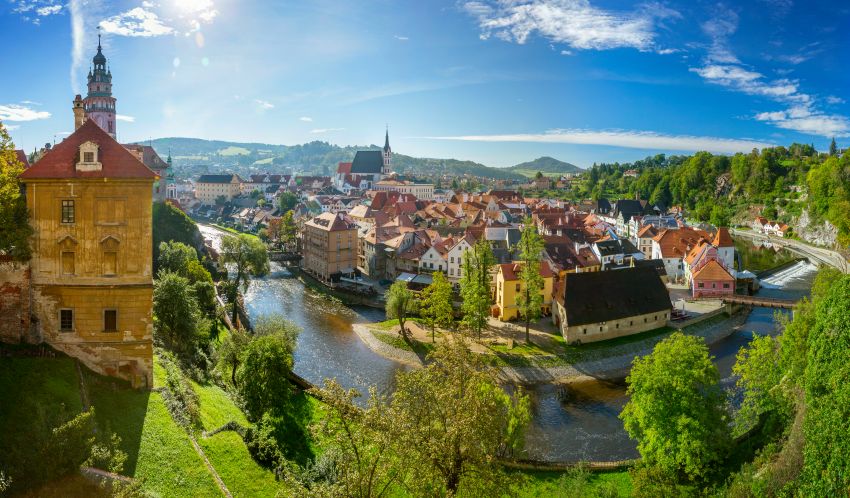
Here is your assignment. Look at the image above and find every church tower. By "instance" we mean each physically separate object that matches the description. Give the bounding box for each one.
[382,127,392,176]
[84,34,117,139]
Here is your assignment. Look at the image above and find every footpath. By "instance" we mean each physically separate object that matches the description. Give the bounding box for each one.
[355,311,750,385]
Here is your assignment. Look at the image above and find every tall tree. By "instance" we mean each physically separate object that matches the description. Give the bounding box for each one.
[157,241,199,276]
[620,332,730,486]
[153,272,209,360]
[277,191,299,212]
[0,121,32,261]
[385,281,416,337]
[516,220,545,344]
[388,340,530,496]
[220,234,270,327]
[419,271,454,342]
[460,238,495,341]
[829,137,837,156]
[237,332,297,420]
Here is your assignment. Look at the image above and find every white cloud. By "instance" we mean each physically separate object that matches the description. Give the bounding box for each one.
[462,0,679,52]
[99,7,174,37]
[310,128,345,134]
[394,35,409,41]
[299,116,313,122]
[755,109,850,137]
[116,114,136,122]
[36,4,62,16]
[255,99,274,110]
[424,128,773,154]
[826,96,845,105]
[0,104,51,121]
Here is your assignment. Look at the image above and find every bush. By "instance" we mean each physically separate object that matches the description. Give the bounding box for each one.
[159,352,201,430]
[236,334,295,420]
[243,412,283,469]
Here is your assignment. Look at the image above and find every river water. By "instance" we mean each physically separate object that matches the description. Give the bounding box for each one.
[199,225,816,462]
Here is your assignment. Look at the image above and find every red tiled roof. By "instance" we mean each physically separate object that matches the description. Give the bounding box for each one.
[712,227,734,247]
[692,259,734,282]
[14,149,29,168]
[499,261,554,281]
[337,162,352,174]
[20,119,156,180]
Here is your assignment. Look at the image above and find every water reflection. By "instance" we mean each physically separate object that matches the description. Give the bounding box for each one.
[200,225,815,462]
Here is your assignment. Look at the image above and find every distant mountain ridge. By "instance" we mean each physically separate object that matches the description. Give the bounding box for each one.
[506,156,583,177]
[142,137,528,180]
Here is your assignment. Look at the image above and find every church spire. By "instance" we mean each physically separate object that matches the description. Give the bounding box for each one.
[383,125,390,152]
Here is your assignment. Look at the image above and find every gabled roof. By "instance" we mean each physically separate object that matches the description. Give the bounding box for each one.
[305,212,355,232]
[498,261,553,281]
[351,150,383,174]
[560,266,670,327]
[637,224,658,239]
[692,259,734,282]
[14,150,29,168]
[20,119,156,180]
[712,227,734,248]
[652,227,708,259]
[337,162,352,174]
[595,239,641,257]
[198,174,242,184]
[123,144,168,171]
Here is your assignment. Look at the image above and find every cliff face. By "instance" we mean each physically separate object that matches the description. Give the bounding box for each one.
[795,209,838,248]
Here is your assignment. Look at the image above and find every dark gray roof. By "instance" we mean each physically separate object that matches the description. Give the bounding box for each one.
[612,199,647,221]
[595,239,640,257]
[197,174,240,183]
[351,150,383,174]
[561,266,671,327]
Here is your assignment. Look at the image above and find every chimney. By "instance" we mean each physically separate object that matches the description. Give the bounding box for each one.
[73,94,86,130]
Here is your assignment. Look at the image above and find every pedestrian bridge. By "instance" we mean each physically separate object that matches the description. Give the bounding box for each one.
[722,295,797,310]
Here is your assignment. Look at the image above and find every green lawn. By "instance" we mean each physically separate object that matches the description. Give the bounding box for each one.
[373,330,437,357]
[218,146,251,156]
[516,468,631,497]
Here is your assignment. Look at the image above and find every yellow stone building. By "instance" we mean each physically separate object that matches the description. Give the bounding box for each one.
[493,262,554,321]
[301,212,357,283]
[19,116,157,388]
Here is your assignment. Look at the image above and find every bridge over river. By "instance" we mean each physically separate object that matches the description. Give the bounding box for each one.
[721,295,797,310]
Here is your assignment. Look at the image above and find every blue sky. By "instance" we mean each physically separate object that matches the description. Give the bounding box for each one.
[1,0,848,168]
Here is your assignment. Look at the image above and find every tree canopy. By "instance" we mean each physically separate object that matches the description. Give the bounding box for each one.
[0,121,32,261]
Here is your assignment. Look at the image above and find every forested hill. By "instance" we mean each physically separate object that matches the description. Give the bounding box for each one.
[579,144,849,249]
[507,156,583,177]
[144,137,527,181]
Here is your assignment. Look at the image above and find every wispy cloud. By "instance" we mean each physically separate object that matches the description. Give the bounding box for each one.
[116,114,136,122]
[254,99,275,110]
[99,7,174,37]
[299,116,313,122]
[690,5,848,137]
[12,0,64,24]
[826,96,846,105]
[0,104,51,121]
[423,128,774,154]
[462,0,680,52]
[5,125,21,131]
[310,128,345,134]
[394,35,409,41]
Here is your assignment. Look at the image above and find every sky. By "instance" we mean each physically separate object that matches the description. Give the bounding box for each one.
[1,0,848,168]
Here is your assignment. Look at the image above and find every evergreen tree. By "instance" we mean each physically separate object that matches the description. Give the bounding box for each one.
[420,271,454,342]
[460,239,495,340]
[829,137,837,156]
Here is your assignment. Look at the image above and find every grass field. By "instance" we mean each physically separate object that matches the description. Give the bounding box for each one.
[218,146,251,156]
[516,468,631,497]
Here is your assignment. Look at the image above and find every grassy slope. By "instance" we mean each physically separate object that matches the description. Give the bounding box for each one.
[517,469,631,497]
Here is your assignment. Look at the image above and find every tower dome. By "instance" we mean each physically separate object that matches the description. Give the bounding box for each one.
[92,34,106,68]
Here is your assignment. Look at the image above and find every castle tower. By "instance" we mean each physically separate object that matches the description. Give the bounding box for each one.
[382,127,392,176]
[84,34,117,138]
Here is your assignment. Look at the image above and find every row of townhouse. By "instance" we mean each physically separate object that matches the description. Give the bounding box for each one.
[752,217,790,237]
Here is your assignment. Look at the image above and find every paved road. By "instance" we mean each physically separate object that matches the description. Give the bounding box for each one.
[731,228,849,274]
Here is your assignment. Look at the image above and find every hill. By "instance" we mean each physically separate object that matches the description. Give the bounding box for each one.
[142,137,527,181]
[506,156,583,177]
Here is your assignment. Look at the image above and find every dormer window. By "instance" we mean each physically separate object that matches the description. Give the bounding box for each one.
[77,141,102,172]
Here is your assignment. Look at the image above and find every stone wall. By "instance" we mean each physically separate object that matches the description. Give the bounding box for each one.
[0,257,32,343]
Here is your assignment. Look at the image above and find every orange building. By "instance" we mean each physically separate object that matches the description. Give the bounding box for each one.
[19,115,156,388]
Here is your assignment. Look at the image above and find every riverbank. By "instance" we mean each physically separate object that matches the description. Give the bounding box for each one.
[355,309,750,385]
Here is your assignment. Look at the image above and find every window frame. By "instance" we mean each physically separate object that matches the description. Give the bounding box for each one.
[59,308,74,332]
[103,309,118,332]
[61,200,75,224]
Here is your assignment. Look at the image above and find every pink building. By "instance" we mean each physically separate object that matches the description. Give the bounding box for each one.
[691,260,735,298]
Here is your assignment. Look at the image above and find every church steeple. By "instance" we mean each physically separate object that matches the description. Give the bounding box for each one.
[381,126,392,177]
[84,31,117,138]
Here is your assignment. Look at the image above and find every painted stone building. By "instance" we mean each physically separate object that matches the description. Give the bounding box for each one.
[493,262,555,321]
[19,116,157,388]
[553,266,671,344]
[301,212,357,283]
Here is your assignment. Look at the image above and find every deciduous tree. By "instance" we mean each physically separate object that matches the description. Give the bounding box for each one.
[385,281,416,337]
[0,121,32,261]
[620,332,730,485]
[419,271,454,342]
[153,272,209,360]
[220,234,270,326]
[237,331,297,420]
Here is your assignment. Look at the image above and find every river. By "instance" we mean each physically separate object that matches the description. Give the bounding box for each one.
[199,225,816,462]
